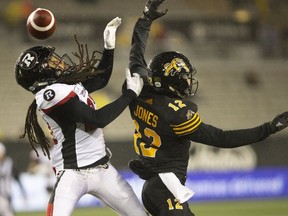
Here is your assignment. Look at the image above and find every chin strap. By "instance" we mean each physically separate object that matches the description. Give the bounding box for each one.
[168,86,185,98]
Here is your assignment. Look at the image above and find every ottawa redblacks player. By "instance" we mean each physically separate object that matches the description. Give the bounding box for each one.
[15,17,147,216]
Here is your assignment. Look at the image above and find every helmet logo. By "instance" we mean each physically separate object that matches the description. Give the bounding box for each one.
[20,51,37,69]
[164,58,189,77]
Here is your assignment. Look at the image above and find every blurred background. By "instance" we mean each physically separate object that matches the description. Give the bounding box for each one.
[0,0,287,213]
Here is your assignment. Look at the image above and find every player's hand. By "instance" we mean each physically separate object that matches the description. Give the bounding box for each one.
[129,159,155,180]
[125,68,143,97]
[270,111,288,132]
[143,0,168,21]
[103,17,121,49]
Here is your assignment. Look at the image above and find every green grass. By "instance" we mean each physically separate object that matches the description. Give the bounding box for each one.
[191,199,288,216]
[16,199,288,216]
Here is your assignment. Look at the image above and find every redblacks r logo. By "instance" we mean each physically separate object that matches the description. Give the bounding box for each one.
[20,51,37,69]
[43,89,55,101]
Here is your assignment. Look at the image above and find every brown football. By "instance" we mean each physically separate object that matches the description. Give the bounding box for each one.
[27,8,56,40]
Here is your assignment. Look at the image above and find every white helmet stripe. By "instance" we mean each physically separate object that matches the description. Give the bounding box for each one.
[27,8,55,32]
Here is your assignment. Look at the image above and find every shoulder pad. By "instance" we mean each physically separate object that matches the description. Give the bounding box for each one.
[159,97,198,118]
[35,83,77,112]
[160,97,201,136]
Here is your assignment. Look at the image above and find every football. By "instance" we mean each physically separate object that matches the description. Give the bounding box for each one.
[26,8,56,40]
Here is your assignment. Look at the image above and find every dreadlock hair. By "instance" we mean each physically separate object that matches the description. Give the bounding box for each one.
[57,35,104,84]
[20,99,51,159]
[20,36,103,159]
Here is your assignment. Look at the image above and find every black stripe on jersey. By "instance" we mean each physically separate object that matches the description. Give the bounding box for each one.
[171,113,201,136]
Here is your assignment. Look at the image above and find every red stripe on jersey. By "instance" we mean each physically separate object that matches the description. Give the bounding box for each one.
[46,203,53,216]
[42,91,77,114]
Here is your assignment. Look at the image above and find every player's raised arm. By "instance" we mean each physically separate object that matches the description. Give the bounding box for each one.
[143,0,168,21]
[83,17,122,92]
[129,0,168,78]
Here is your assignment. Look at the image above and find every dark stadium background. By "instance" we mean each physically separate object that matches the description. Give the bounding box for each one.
[0,0,287,213]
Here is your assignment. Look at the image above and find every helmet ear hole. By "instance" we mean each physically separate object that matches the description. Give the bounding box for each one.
[152,76,162,88]
[154,81,161,88]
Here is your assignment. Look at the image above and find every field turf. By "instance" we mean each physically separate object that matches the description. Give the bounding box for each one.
[16,198,288,216]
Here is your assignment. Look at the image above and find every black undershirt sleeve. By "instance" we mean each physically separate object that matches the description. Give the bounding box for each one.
[54,90,135,128]
[129,18,152,77]
[82,49,114,93]
[186,122,273,148]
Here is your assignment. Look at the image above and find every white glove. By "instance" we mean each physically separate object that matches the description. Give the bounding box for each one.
[125,68,143,97]
[103,17,122,49]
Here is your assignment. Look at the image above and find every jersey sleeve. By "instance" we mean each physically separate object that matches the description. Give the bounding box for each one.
[163,98,202,137]
[171,112,202,136]
[56,93,133,128]
[129,18,152,77]
[186,121,273,148]
[82,49,114,93]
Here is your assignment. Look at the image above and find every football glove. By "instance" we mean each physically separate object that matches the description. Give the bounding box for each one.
[143,0,168,21]
[129,159,156,180]
[103,17,121,49]
[125,68,143,97]
[270,111,288,133]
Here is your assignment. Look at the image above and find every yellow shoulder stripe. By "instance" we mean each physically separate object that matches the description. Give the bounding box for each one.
[171,113,201,136]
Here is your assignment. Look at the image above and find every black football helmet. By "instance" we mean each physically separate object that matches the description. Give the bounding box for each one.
[148,51,198,98]
[15,46,74,93]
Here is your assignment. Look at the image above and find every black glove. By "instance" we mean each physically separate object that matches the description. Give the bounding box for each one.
[128,159,156,180]
[143,0,168,21]
[270,111,288,133]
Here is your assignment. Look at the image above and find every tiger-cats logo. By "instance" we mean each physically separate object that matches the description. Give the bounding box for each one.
[163,58,190,77]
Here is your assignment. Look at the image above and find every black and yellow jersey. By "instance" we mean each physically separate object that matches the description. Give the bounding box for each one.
[129,87,201,176]
[128,17,274,180]
[129,86,273,178]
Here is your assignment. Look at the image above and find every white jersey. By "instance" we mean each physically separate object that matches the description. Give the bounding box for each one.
[35,83,106,171]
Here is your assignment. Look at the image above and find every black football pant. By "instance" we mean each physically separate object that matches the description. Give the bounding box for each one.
[142,175,195,216]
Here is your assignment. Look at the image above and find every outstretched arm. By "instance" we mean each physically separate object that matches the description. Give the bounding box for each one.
[54,69,143,128]
[129,0,168,77]
[83,17,122,92]
[186,112,288,148]
[188,122,273,148]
